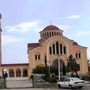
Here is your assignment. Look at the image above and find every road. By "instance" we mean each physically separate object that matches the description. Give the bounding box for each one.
[0,79,90,90]
[0,86,90,90]
[1,85,90,90]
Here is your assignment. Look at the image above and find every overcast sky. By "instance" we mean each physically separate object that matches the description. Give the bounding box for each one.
[0,0,90,64]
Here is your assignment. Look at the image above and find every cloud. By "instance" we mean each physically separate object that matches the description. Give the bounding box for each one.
[65,15,80,19]
[2,20,43,45]
[77,31,90,36]
[58,25,70,30]
[4,20,42,33]
[2,35,25,45]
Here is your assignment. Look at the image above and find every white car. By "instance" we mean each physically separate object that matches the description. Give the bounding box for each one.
[57,77,85,89]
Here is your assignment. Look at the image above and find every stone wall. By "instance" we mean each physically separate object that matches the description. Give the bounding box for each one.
[0,78,4,88]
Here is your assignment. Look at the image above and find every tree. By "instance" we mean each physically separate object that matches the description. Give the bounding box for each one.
[33,65,59,76]
[33,66,44,74]
[66,55,80,77]
[44,54,47,67]
[33,65,49,76]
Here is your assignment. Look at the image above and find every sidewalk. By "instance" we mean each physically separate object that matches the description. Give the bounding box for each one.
[4,79,90,89]
[6,79,33,88]
[85,81,90,87]
[85,81,90,84]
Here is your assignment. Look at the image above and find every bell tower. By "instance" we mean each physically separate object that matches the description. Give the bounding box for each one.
[0,13,2,65]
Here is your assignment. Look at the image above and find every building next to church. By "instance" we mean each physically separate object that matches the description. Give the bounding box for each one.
[27,25,88,76]
[0,13,88,79]
[0,14,29,80]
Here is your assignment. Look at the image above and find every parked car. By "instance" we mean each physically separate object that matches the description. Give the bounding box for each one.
[57,77,85,89]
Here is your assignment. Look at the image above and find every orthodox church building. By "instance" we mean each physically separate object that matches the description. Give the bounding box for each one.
[27,25,88,76]
[0,14,88,79]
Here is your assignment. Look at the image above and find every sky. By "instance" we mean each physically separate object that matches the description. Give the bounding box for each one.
[0,0,90,64]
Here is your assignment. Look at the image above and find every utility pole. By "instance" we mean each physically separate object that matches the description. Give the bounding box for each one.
[57,54,60,80]
[0,13,2,65]
[0,13,2,77]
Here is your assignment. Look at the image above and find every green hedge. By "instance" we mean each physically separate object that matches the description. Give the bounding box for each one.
[80,75,90,81]
[42,76,58,83]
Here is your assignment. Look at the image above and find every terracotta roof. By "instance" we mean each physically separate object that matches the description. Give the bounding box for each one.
[42,25,60,31]
[1,63,29,67]
[28,43,41,48]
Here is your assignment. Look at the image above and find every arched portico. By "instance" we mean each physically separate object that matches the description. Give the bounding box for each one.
[52,59,66,75]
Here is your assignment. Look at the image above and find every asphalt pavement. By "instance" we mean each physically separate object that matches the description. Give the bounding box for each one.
[0,79,90,90]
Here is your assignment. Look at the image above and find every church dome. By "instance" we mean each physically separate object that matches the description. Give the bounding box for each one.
[39,25,63,42]
[43,25,60,31]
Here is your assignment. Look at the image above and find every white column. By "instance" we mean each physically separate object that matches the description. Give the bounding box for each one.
[7,69,9,78]
[21,69,23,77]
[14,69,16,77]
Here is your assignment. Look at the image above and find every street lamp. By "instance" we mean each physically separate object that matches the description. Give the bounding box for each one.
[2,69,8,88]
[57,54,60,80]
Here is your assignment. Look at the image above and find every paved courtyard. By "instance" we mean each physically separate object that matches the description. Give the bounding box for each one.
[6,79,33,88]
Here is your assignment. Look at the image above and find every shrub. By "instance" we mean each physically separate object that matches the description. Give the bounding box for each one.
[79,75,90,81]
[42,76,58,83]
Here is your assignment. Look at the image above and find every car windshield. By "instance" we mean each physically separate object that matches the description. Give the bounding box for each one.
[71,78,80,81]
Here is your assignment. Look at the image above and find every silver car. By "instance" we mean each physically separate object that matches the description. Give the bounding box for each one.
[57,77,85,89]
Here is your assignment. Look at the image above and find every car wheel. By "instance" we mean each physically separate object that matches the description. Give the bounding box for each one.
[69,85,72,89]
[58,84,61,88]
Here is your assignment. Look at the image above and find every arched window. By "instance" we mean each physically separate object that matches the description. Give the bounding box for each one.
[23,69,28,77]
[56,42,59,54]
[38,55,40,60]
[53,44,55,54]
[9,69,14,77]
[60,44,63,54]
[76,52,81,59]
[52,32,54,36]
[35,52,41,60]
[35,55,37,60]
[52,59,66,75]
[49,47,52,55]
[16,69,21,77]
[79,53,81,58]
[49,32,52,37]
[63,46,66,54]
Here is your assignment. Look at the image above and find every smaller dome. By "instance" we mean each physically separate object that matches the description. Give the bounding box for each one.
[43,25,60,31]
